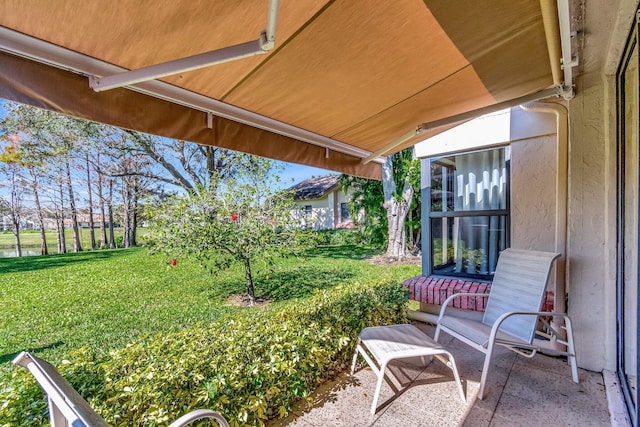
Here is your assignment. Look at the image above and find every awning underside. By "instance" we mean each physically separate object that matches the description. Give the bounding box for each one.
[0,0,562,180]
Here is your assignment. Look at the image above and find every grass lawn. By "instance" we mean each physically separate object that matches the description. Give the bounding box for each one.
[0,228,148,254]
[0,245,419,378]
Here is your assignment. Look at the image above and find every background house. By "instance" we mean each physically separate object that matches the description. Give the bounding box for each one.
[1,215,36,231]
[288,175,352,230]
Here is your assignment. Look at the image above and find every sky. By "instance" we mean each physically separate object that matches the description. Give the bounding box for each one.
[277,162,334,188]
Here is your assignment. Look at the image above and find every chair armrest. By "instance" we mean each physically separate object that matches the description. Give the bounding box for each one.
[489,311,573,345]
[437,292,490,320]
[168,409,229,427]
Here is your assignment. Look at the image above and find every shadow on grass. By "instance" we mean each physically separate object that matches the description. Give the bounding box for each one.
[258,265,359,300]
[0,249,133,274]
[213,265,360,302]
[305,244,379,261]
[0,341,65,365]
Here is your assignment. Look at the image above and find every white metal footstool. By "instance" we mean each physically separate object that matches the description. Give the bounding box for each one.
[351,324,465,414]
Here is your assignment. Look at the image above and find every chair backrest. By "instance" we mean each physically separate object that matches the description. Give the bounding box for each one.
[482,249,560,344]
[13,351,108,427]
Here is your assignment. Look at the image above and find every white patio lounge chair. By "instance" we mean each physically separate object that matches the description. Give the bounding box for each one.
[351,323,465,414]
[13,351,229,427]
[434,248,579,400]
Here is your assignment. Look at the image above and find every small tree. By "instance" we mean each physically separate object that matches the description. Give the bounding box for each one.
[147,166,312,304]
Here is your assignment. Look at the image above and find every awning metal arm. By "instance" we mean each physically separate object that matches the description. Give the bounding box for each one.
[361,86,564,164]
[89,0,280,92]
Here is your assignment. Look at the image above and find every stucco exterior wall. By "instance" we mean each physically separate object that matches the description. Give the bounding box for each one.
[510,111,558,255]
[561,0,640,373]
[511,135,557,252]
[295,197,333,230]
[510,121,559,295]
[567,78,617,372]
[293,189,350,230]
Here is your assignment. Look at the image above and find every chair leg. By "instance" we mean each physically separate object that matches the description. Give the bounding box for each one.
[48,397,66,427]
[434,325,441,342]
[478,346,494,400]
[371,361,388,415]
[443,351,465,402]
[351,339,361,375]
[564,316,579,383]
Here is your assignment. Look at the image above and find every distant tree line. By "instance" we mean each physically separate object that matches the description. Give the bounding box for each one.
[1,101,421,261]
[0,101,266,257]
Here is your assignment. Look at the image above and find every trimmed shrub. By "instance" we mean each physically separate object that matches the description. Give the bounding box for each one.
[0,280,407,427]
[314,229,360,246]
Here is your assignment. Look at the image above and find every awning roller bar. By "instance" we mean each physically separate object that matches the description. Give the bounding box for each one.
[90,0,280,92]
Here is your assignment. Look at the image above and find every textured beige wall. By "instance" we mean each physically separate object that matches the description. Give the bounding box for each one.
[567,79,617,371]
[558,0,638,373]
[510,126,557,253]
[510,111,559,295]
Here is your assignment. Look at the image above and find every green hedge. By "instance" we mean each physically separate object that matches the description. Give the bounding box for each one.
[0,280,407,427]
[314,229,360,246]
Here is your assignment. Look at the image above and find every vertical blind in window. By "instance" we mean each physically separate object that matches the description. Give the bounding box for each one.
[429,147,510,279]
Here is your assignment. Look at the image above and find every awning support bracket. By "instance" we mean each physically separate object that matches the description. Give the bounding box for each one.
[560,55,579,70]
[89,0,280,92]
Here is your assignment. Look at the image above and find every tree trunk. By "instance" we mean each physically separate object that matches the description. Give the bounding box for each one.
[85,153,97,250]
[65,157,82,252]
[12,217,22,257]
[6,167,23,257]
[382,155,414,260]
[56,217,64,253]
[385,198,411,259]
[97,153,108,248]
[57,178,67,254]
[243,256,256,304]
[29,168,48,255]
[108,180,116,249]
[130,187,138,247]
[122,180,130,248]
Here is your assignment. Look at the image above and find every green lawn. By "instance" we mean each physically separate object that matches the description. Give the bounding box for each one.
[0,245,419,376]
[0,228,148,254]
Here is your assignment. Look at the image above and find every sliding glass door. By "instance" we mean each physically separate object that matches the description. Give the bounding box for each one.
[616,10,640,426]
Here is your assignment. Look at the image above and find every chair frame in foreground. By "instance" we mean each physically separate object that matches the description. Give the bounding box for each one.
[13,351,229,427]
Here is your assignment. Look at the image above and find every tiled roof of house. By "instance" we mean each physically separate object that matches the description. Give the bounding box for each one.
[289,175,340,201]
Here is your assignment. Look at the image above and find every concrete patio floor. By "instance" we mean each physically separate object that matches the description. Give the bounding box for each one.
[268,322,610,427]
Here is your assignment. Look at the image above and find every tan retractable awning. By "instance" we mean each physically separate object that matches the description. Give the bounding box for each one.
[0,0,565,180]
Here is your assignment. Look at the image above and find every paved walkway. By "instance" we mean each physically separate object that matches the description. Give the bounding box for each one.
[268,323,610,426]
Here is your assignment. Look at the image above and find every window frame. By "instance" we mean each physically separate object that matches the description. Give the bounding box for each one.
[421,146,511,281]
[340,202,350,221]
